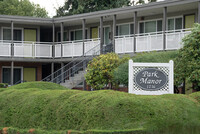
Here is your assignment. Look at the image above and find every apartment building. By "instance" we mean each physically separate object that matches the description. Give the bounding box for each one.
[0,0,199,87]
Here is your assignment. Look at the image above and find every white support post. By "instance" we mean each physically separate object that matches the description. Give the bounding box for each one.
[128,60,134,94]
[169,60,174,94]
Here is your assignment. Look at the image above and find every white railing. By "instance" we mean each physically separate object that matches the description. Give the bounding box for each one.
[166,29,191,50]
[61,38,100,58]
[0,29,191,59]
[115,35,134,54]
[136,32,163,52]
[115,29,191,53]
[84,38,100,56]
[35,43,52,58]
[0,40,11,57]
[14,42,33,57]
[55,43,61,58]
[13,41,52,58]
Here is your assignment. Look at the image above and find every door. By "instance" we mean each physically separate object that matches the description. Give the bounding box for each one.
[91,27,98,39]
[3,68,22,85]
[24,29,37,57]
[185,15,195,29]
[23,68,36,82]
[104,27,111,45]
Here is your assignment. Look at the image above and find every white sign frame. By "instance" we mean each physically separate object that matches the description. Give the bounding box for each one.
[129,60,174,95]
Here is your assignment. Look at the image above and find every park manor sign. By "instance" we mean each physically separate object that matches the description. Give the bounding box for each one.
[128,60,174,95]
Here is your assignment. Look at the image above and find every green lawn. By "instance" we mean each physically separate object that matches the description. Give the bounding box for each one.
[0,82,199,134]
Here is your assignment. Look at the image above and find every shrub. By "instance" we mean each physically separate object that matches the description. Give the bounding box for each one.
[0,89,199,132]
[85,53,129,89]
[7,81,67,90]
[174,24,200,91]
[0,83,8,88]
[114,51,178,86]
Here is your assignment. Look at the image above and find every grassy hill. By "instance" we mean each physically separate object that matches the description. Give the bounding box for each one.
[7,81,67,90]
[0,82,199,133]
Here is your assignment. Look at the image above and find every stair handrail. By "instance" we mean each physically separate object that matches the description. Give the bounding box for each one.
[50,44,102,84]
[41,42,100,82]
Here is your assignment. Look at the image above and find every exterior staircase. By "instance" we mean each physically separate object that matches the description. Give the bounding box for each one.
[42,43,113,89]
[41,44,101,89]
[60,70,86,89]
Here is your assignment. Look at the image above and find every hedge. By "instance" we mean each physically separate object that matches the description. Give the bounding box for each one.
[0,89,199,133]
[7,81,68,90]
[114,51,178,86]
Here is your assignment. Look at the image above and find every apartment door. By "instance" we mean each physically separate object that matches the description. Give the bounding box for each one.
[184,15,195,29]
[2,68,22,85]
[91,27,98,39]
[104,27,111,45]
[24,29,37,57]
[23,68,36,82]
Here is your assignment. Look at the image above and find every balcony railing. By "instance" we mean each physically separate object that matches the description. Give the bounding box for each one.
[55,38,100,58]
[0,39,100,58]
[0,40,11,57]
[0,29,191,59]
[115,29,191,54]
[13,41,52,58]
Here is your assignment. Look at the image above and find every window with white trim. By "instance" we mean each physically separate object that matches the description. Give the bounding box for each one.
[167,17,183,31]
[139,20,162,34]
[116,23,134,36]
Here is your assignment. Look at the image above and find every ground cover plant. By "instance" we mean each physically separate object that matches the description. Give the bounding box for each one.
[0,85,199,133]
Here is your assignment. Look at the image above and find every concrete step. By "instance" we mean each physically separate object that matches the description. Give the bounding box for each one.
[61,70,86,89]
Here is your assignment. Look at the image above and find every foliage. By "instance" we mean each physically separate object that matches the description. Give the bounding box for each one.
[174,24,200,91]
[189,91,200,103]
[0,83,8,88]
[135,0,157,5]
[8,82,67,90]
[0,0,48,18]
[114,51,178,86]
[85,53,129,90]
[56,0,158,17]
[0,89,199,133]
[56,0,131,16]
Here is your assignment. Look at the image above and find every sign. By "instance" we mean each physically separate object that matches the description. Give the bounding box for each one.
[128,60,174,95]
[134,68,168,91]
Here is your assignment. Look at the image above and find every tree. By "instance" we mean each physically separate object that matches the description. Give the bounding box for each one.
[56,0,158,17]
[174,23,200,92]
[135,0,157,5]
[56,0,131,16]
[85,53,129,90]
[0,0,48,18]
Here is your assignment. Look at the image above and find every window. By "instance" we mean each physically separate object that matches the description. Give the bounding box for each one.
[3,28,22,41]
[145,21,157,33]
[139,20,162,34]
[167,17,183,31]
[70,30,87,41]
[116,23,134,36]
[58,32,67,42]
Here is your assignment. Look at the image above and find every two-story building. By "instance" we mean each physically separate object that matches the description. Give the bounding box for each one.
[0,0,199,87]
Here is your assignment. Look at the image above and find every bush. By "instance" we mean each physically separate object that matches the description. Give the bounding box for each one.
[174,24,200,91]
[7,81,67,90]
[85,53,129,89]
[114,51,178,86]
[0,83,8,88]
[0,89,199,132]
